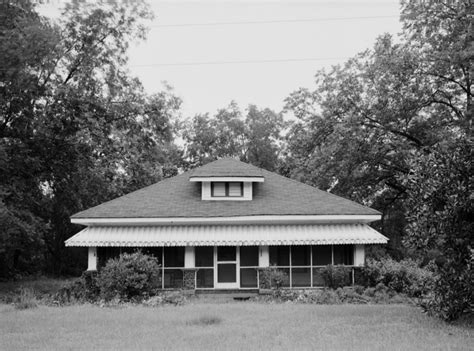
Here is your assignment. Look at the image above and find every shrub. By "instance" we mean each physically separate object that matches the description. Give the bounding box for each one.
[363,258,435,297]
[320,265,352,288]
[259,266,289,289]
[14,287,38,310]
[97,252,161,301]
[261,287,410,305]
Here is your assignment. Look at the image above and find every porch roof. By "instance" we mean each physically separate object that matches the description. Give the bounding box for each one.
[65,224,388,247]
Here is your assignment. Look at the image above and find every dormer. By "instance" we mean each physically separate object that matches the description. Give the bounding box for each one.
[189,158,264,201]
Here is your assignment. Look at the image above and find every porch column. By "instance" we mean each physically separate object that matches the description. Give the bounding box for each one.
[259,245,270,267]
[184,246,195,268]
[87,247,97,271]
[354,245,365,266]
[183,246,196,290]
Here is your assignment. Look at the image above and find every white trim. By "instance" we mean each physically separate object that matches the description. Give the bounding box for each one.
[215,246,240,289]
[184,246,195,268]
[87,247,97,271]
[202,181,253,201]
[71,214,381,226]
[354,244,365,266]
[259,246,270,267]
[190,176,264,182]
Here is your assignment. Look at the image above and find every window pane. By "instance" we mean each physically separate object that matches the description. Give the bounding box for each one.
[197,268,214,288]
[312,245,332,266]
[269,246,289,266]
[333,245,354,265]
[291,246,311,266]
[292,268,311,287]
[218,264,236,283]
[312,267,325,287]
[212,182,226,197]
[217,246,236,261]
[163,269,183,288]
[240,268,258,288]
[195,247,214,267]
[228,182,243,197]
[164,247,184,267]
[240,246,259,266]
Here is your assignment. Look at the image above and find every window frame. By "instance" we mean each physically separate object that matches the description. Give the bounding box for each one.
[211,182,243,198]
[269,244,354,288]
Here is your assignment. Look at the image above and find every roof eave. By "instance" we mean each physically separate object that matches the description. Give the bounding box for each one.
[71,214,382,226]
[189,176,264,182]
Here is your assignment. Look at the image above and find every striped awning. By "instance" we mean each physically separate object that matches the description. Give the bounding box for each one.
[65,224,388,247]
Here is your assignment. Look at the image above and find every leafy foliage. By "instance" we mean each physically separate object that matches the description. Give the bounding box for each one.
[97,252,161,301]
[183,103,285,171]
[401,141,473,320]
[259,266,289,289]
[0,2,182,276]
[363,258,435,298]
[320,265,352,289]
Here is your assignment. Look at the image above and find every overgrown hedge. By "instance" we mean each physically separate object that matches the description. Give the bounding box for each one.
[97,252,161,301]
[363,258,435,297]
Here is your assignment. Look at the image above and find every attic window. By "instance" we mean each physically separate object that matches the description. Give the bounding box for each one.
[211,182,243,197]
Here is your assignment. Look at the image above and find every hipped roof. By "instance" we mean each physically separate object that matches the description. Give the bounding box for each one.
[72,158,380,219]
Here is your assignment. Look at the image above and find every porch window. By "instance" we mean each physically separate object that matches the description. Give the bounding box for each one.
[196,246,214,288]
[269,245,354,288]
[333,245,354,265]
[240,246,259,288]
[163,247,184,289]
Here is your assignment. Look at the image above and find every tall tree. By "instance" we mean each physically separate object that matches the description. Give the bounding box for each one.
[284,0,473,319]
[183,103,285,171]
[284,1,472,258]
[0,1,183,276]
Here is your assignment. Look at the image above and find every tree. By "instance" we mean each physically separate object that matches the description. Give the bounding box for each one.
[0,1,183,276]
[399,0,473,320]
[284,0,473,319]
[284,1,472,260]
[183,103,285,171]
[402,140,473,320]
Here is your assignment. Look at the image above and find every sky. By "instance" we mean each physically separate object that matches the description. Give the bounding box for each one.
[39,0,403,118]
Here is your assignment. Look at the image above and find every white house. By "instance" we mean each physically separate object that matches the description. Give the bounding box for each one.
[66,158,388,290]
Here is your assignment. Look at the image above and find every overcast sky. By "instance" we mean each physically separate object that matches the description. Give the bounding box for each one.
[40,0,402,118]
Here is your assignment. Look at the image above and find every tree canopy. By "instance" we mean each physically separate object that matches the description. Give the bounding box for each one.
[0,1,182,275]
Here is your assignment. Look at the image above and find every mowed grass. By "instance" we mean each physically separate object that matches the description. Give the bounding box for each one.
[1,303,472,351]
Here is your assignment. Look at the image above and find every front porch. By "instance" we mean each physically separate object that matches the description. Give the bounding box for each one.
[85,244,367,290]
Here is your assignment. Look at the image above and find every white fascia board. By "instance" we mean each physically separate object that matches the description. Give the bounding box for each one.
[71,214,381,226]
[189,176,264,182]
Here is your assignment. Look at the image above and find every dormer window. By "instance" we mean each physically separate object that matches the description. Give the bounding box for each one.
[211,182,243,198]
[188,161,265,201]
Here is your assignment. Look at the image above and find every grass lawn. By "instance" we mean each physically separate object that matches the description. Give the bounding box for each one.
[0,302,472,350]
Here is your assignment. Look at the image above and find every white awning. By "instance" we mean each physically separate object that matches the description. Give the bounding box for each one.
[65,224,388,247]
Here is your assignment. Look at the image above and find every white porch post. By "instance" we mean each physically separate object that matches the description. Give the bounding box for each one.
[184,246,195,268]
[259,245,270,267]
[354,244,365,266]
[87,247,97,271]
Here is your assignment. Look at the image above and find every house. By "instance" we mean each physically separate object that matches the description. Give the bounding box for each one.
[66,158,388,290]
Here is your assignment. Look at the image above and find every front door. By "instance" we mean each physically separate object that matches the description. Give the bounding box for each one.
[215,246,239,289]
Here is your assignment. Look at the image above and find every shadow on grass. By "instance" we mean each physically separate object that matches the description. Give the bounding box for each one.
[186,315,222,326]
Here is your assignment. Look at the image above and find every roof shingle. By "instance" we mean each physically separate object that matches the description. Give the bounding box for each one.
[72,158,380,218]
